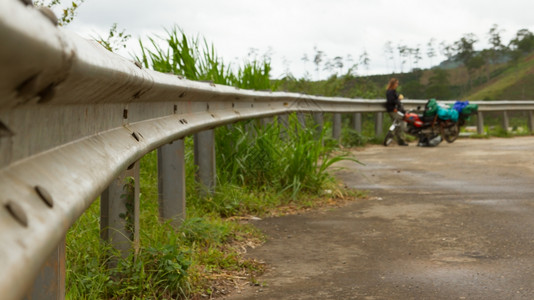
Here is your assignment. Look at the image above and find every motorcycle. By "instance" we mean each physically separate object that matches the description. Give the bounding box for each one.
[383,107,461,147]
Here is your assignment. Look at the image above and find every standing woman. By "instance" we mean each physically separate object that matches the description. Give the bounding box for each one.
[385,78,408,146]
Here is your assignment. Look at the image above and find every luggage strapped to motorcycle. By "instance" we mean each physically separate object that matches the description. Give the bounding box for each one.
[431,115,439,133]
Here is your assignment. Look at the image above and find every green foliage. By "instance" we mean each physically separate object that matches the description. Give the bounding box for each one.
[66,199,191,299]
[66,153,265,299]
[66,199,114,299]
[426,68,452,99]
[402,80,425,99]
[466,53,486,74]
[119,176,135,241]
[94,23,131,53]
[463,110,533,138]
[34,0,85,26]
[454,33,478,66]
[105,243,191,299]
[137,27,222,83]
[277,74,381,99]
[237,59,275,90]
[338,113,390,147]
[341,128,370,147]
[136,26,273,90]
[215,115,358,199]
[188,183,280,218]
[179,217,231,246]
[509,29,534,55]
[490,125,511,137]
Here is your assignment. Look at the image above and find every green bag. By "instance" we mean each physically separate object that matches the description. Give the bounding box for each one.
[424,99,438,116]
[461,104,478,115]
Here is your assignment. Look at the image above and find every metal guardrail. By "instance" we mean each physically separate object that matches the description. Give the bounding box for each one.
[1,1,534,299]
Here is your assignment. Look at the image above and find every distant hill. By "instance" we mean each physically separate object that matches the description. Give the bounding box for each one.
[465,53,534,100]
[275,51,534,101]
[437,59,463,70]
[437,52,511,70]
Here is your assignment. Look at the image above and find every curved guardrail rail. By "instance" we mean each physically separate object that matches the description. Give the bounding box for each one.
[1,1,534,299]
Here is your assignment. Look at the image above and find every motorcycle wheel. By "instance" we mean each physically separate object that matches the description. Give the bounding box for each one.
[383,131,394,146]
[441,123,459,143]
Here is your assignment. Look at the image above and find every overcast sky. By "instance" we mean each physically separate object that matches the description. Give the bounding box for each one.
[66,0,534,80]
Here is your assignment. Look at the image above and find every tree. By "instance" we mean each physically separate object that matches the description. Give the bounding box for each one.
[506,29,534,69]
[454,33,478,66]
[407,47,414,71]
[466,52,486,78]
[34,0,85,26]
[402,80,425,99]
[412,46,422,70]
[426,38,437,68]
[281,56,292,78]
[453,33,480,88]
[383,41,396,73]
[345,54,358,77]
[488,25,505,53]
[426,68,451,99]
[323,57,334,75]
[397,44,409,73]
[439,41,455,61]
[509,29,534,54]
[475,49,493,81]
[359,50,370,75]
[301,53,311,76]
[313,46,325,79]
[333,56,344,75]
[346,63,358,77]
[485,24,506,71]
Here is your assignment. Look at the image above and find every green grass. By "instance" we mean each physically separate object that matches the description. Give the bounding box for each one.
[463,111,534,138]
[66,151,268,299]
[66,124,360,298]
[469,125,532,139]
[337,113,395,147]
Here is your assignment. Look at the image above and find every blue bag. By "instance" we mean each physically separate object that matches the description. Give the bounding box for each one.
[452,101,469,112]
[437,106,459,122]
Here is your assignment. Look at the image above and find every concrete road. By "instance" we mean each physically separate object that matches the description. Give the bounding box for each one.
[228,137,534,299]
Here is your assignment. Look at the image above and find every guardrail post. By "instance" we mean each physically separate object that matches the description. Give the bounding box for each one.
[158,139,186,228]
[261,117,273,126]
[332,113,342,141]
[279,114,289,139]
[24,238,65,300]
[502,111,509,132]
[352,113,362,133]
[312,112,324,135]
[477,112,485,135]
[278,114,289,127]
[374,112,383,137]
[245,121,257,139]
[101,161,140,262]
[194,129,216,196]
[528,111,534,133]
[297,112,306,129]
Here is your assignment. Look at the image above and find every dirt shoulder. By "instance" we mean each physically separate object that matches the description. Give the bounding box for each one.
[227,137,534,299]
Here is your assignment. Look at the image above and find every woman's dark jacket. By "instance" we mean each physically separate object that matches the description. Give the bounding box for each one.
[386,89,405,113]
